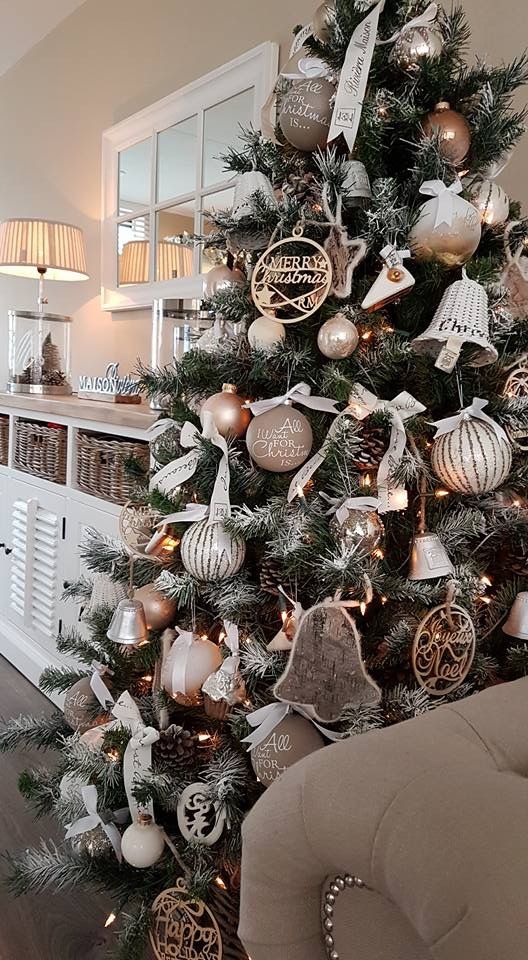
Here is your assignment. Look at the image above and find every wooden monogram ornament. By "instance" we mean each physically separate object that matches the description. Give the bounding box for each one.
[150,879,223,960]
[251,225,332,323]
[412,602,476,696]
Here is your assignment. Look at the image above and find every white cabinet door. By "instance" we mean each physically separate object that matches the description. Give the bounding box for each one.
[6,478,67,653]
[63,499,120,631]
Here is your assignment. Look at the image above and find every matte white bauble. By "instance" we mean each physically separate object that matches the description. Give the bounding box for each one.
[247,315,286,350]
[162,632,223,699]
[121,814,165,868]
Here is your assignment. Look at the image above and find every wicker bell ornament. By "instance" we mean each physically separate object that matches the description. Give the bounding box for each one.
[411,272,497,373]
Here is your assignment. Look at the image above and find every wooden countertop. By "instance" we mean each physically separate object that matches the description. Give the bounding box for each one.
[0,392,157,430]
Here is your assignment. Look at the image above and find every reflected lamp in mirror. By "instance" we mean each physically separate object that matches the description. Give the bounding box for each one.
[120,240,193,285]
[0,218,88,312]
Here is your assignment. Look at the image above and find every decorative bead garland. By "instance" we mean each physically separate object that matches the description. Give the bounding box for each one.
[322,873,370,960]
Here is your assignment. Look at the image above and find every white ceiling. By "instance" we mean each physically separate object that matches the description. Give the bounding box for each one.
[0,0,86,77]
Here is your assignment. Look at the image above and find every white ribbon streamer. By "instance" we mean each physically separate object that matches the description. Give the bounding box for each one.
[156,503,209,527]
[376,2,438,44]
[111,691,160,821]
[348,384,426,513]
[288,404,352,502]
[419,179,463,229]
[432,397,509,445]
[89,662,114,709]
[150,410,231,525]
[65,784,122,861]
[277,584,304,623]
[242,701,345,751]
[327,0,385,151]
[320,493,381,525]
[163,627,197,698]
[244,382,340,417]
[219,620,241,676]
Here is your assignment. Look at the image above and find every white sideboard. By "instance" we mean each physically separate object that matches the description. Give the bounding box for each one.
[0,393,156,698]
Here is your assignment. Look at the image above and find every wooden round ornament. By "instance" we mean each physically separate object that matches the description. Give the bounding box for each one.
[251,226,332,323]
[412,602,476,695]
[177,783,227,846]
[431,417,512,493]
[135,583,177,630]
[180,519,246,581]
[251,713,325,787]
[279,77,334,152]
[245,402,313,472]
[200,383,251,439]
[503,358,528,449]
[150,879,222,960]
[63,677,107,734]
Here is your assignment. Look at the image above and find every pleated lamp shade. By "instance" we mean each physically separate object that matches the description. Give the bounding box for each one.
[0,219,88,281]
[120,240,193,284]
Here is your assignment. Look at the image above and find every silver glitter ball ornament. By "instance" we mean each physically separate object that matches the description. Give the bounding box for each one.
[390,25,443,74]
[330,508,384,555]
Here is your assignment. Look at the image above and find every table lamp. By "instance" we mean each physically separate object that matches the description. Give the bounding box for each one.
[0,218,88,311]
[120,239,192,284]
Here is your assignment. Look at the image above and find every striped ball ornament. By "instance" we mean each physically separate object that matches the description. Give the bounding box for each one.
[180,519,245,581]
[431,417,512,494]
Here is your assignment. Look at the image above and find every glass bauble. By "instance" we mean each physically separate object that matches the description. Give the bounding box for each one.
[466,177,510,227]
[312,0,335,42]
[279,78,334,152]
[161,631,223,698]
[134,583,177,631]
[71,825,114,857]
[409,194,481,267]
[431,417,512,493]
[390,25,443,74]
[121,814,165,868]
[330,508,384,555]
[200,383,251,438]
[180,519,246,582]
[247,315,286,350]
[422,101,471,165]
[317,313,359,358]
[204,264,243,298]
[63,677,104,734]
[245,403,313,472]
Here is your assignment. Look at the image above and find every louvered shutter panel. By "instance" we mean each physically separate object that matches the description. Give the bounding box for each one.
[10,497,61,639]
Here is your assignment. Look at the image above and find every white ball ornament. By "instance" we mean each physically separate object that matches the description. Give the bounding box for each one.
[161,632,223,700]
[121,814,165,869]
[431,416,512,494]
[317,313,359,359]
[247,315,286,350]
[409,193,481,267]
[180,519,246,581]
[467,177,510,227]
[204,264,243,298]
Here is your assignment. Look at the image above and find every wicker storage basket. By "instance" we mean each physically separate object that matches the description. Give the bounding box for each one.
[0,416,9,465]
[14,418,67,483]
[76,431,149,505]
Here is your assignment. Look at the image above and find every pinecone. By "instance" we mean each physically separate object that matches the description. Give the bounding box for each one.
[154,724,196,768]
[352,422,388,472]
[259,555,283,595]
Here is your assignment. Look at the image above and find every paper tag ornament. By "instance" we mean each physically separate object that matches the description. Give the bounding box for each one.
[274,600,381,723]
[251,224,332,323]
[361,244,415,312]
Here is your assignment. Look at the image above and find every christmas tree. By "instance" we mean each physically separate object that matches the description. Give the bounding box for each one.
[2,2,528,958]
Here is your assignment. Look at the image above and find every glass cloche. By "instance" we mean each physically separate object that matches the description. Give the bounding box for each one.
[7,310,72,395]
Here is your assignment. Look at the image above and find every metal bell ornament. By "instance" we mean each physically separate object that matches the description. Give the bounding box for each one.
[411,271,498,373]
[503,592,528,640]
[408,532,454,580]
[361,244,415,312]
[106,598,149,647]
[232,170,278,220]
[422,101,471,166]
[200,383,251,439]
[317,312,359,359]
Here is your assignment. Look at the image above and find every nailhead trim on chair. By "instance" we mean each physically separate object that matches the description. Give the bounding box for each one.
[322,874,371,960]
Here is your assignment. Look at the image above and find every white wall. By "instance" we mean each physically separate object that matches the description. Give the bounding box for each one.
[0,0,525,389]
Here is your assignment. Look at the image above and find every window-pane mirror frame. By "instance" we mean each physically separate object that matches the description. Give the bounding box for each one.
[101,42,278,312]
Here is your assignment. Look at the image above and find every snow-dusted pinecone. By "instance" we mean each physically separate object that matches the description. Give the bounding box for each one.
[259,554,283,595]
[352,422,388,472]
[154,724,196,768]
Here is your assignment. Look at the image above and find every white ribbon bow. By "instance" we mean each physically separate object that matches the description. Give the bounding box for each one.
[65,784,122,861]
[321,493,381,526]
[377,2,438,44]
[328,0,385,151]
[419,179,463,229]
[218,619,241,676]
[348,384,426,512]
[432,397,509,445]
[242,701,345,751]
[150,410,231,525]
[245,382,340,418]
[90,662,114,709]
[111,691,160,821]
[380,243,411,268]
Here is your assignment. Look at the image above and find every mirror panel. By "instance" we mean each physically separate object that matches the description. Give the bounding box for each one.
[156,203,195,280]
[118,139,151,215]
[118,215,150,285]
[200,187,235,272]
[157,115,198,203]
[202,89,254,188]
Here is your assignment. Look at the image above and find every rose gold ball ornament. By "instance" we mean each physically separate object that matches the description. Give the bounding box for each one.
[422,101,471,166]
[390,25,443,74]
[317,313,359,359]
[409,193,481,268]
[134,583,177,631]
[200,383,251,439]
[251,713,325,787]
[312,0,335,42]
[204,264,243,298]
[279,78,334,152]
[245,401,313,473]
[467,177,510,227]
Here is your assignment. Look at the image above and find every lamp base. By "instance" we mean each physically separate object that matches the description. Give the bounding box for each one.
[7,381,72,397]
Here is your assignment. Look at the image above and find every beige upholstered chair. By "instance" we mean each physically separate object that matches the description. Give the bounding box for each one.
[239,679,528,960]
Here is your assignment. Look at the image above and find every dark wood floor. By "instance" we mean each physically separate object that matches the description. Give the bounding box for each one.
[0,656,111,960]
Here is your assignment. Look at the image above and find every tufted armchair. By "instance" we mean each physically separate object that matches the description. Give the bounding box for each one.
[239,679,528,960]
